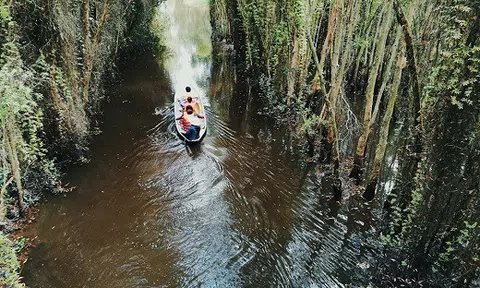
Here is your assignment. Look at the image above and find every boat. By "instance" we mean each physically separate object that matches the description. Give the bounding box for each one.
[174,93,207,143]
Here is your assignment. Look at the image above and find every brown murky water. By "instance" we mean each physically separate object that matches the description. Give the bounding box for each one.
[22,1,379,287]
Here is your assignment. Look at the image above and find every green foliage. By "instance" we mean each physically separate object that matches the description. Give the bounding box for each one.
[267,21,289,77]
[0,0,10,22]
[385,1,480,285]
[297,114,324,137]
[1,36,59,212]
[437,220,480,278]
[288,0,306,30]
[424,2,480,110]
[235,0,294,80]
[0,0,161,220]
[0,233,23,287]
[150,6,171,60]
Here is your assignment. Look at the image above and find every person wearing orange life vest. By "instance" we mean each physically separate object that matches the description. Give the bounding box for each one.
[181,96,197,111]
[178,86,199,112]
[176,105,204,140]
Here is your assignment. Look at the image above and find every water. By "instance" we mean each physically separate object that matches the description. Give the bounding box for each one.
[22,0,380,286]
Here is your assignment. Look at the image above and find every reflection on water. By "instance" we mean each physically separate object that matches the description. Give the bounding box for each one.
[160,0,212,102]
[22,0,380,287]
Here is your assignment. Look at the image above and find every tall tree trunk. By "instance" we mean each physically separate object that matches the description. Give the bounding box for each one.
[287,28,300,105]
[393,0,421,116]
[370,27,402,125]
[353,1,378,81]
[328,0,344,170]
[0,177,14,222]
[364,46,405,200]
[363,0,417,199]
[327,0,345,200]
[350,0,394,181]
[82,0,110,103]
[311,2,337,94]
[3,123,25,215]
[83,0,91,45]
[389,0,423,213]
[328,0,360,199]
[393,0,422,150]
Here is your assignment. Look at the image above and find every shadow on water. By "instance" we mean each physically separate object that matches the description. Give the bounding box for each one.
[22,0,381,287]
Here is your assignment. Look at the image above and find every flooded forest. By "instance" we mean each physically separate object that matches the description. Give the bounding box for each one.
[1,0,479,287]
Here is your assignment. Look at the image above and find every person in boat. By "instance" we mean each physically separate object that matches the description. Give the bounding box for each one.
[180,96,197,111]
[176,105,204,140]
[178,86,198,111]
[183,86,194,100]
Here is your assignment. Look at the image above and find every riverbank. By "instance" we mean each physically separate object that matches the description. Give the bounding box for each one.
[209,0,480,285]
[1,0,160,286]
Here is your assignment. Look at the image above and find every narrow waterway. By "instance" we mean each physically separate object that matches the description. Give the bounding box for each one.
[22,0,379,287]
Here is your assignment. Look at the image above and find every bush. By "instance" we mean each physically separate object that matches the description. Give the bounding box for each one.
[0,233,23,288]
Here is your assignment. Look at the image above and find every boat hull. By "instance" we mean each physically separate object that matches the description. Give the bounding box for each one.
[174,95,207,143]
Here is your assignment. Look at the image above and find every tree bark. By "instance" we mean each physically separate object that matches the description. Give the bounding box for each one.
[3,123,25,215]
[311,2,337,94]
[370,27,402,125]
[350,0,393,181]
[0,177,14,222]
[353,2,380,81]
[307,30,327,99]
[83,0,91,45]
[364,46,405,200]
[390,0,423,208]
[82,0,110,103]
[287,28,300,104]
[393,0,421,117]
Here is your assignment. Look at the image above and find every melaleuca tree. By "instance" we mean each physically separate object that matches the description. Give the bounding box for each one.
[0,4,58,219]
[384,0,480,284]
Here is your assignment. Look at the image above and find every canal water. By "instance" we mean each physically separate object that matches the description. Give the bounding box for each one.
[22,0,380,286]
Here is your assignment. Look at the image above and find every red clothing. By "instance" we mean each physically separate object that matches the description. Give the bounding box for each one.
[179,118,191,131]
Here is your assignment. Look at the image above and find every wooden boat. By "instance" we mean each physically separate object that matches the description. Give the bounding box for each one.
[174,93,207,143]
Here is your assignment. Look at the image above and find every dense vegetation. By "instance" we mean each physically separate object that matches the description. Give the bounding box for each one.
[1,0,478,285]
[0,0,158,285]
[211,0,480,285]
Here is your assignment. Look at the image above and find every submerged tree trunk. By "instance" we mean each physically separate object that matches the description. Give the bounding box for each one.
[364,46,405,200]
[393,0,422,160]
[311,0,360,199]
[389,0,423,214]
[327,0,345,200]
[350,0,393,181]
